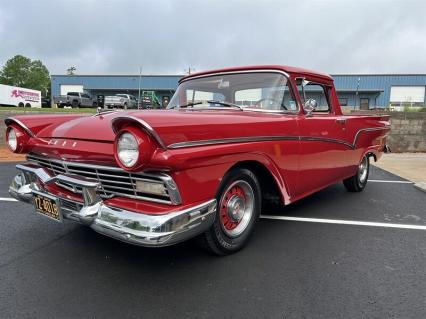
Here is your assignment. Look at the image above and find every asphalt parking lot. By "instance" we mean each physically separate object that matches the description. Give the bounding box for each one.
[0,162,425,319]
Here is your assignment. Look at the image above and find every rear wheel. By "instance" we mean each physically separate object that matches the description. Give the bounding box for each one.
[18,102,24,108]
[200,168,261,255]
[24,103,31,108]
[343,155,369,192]
[71,100,79,108]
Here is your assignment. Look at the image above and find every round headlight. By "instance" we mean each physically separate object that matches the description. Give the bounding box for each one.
[117,132,139,167]
[7,128,17,151]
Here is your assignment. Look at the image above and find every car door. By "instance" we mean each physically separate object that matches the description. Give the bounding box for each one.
[296,79,351,196]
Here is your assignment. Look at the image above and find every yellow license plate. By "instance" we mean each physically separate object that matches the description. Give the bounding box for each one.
[33,191,62,222]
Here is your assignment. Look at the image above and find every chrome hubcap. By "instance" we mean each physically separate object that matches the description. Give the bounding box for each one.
[358,156,368,183]
[219,180,254,237]
[227,196,246,222]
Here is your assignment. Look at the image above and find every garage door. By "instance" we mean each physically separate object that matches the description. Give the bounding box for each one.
[60,85,84,96]
[390,86,425,103]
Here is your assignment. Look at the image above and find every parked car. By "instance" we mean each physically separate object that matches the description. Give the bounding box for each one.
[0,84,41,108]
[41,97,51,108]
[54,92,97,108]
[104,94,137,109]
[5,65,390,255]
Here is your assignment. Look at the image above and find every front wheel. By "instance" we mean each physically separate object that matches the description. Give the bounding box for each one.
[200,168,261,255]
[343,155,370,192]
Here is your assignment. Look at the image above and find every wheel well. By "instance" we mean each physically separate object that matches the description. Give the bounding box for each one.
[229,160,282,207]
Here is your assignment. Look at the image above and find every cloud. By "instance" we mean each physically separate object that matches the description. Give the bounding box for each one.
[0,0,425,75]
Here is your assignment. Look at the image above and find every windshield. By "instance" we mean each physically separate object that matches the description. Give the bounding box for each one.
[167,72,298,112]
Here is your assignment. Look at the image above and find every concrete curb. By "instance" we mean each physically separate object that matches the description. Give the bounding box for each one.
[414,182,426,193]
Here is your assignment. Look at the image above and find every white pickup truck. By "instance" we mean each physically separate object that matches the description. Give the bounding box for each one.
[104,94,138,109]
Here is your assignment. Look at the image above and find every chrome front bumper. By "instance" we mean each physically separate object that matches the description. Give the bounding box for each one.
[9,163,216,247]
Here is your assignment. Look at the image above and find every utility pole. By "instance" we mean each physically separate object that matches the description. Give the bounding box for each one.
[138,66,142,109]
[355,77,360,110]
[67,66,76,75]
[185,67,195,75]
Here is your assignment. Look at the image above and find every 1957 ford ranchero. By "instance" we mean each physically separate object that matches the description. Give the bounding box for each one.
[5,65,390,255]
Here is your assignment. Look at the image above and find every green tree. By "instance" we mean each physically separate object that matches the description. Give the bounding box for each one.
[0,55,51,96]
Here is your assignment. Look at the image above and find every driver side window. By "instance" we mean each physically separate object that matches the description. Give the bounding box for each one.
[297,81,331,112]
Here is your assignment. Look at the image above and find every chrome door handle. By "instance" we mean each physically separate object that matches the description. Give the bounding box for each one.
[336,118,346,124]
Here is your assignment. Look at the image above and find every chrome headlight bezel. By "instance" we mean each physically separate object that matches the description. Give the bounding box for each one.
[116,132,139,168]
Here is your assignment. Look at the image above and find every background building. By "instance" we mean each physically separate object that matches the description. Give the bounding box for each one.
[51,73,426,109]
[333,74,426,110]
[51,74,180,108]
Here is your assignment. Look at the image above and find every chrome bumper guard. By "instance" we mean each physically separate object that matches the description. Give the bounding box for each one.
[9,163,216,247]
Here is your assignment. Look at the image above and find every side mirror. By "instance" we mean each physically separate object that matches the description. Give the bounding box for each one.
[304,98,317,116]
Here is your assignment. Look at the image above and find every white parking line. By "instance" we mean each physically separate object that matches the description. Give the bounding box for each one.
[0,197,17,202]
[368,179,413,184]
[260,215,426,230]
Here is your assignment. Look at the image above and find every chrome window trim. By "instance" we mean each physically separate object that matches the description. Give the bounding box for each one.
[27,153,182,205]
[179,69,291,83]
[176,69,301,115]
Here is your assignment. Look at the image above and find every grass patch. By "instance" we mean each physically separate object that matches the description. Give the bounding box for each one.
[0,106,96,114]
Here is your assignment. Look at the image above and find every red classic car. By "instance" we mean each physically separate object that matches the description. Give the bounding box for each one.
[5,65,390,255]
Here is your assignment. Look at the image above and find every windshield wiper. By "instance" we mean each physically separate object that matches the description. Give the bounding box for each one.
[207,100,243,110]
[173,101,203,109]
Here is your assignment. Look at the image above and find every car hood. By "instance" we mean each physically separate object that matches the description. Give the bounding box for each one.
[34,110,298,147]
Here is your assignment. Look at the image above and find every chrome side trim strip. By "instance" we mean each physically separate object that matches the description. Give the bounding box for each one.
[4,117,35,137]
[167,126,391,150]
[111,115,167,149]
[352,126,391,148]
[301,136,353,149]
[168,136,299,149]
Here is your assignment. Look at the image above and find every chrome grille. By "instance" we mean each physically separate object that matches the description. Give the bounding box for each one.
[27,153,180,205]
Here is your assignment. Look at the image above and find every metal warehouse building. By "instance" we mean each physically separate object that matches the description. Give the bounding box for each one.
[51,73,426,109]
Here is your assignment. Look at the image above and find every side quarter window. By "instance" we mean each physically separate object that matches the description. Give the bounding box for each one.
[296,80,331,113]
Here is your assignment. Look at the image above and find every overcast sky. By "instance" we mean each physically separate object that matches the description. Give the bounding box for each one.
[0,0,425,75]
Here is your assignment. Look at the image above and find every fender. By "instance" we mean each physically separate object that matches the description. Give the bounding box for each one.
[163,149,292,206]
